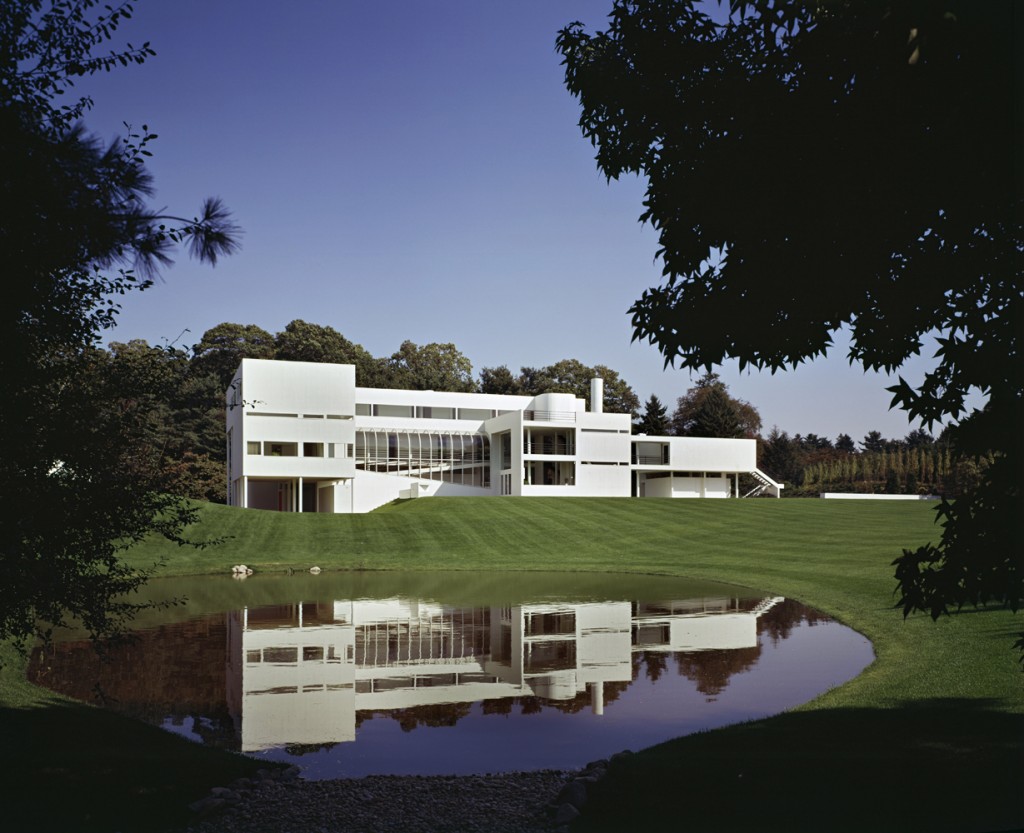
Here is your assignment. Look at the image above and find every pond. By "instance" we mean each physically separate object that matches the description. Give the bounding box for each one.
[28,571,872,779]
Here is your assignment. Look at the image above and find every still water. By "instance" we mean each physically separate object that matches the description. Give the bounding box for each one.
[29,571,872,778]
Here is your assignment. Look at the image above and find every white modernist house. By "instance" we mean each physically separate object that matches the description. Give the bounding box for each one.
[225,358,781,514]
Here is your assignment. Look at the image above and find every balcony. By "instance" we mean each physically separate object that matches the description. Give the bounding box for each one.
[523,410,576,423]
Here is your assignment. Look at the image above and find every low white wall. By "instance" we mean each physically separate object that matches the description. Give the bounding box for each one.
[820,493,941,501]
[575,464,632,496]
[352,470,492,513]
[645,475,731,499]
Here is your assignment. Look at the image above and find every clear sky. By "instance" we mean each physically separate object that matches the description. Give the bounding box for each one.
[75,0,961,443]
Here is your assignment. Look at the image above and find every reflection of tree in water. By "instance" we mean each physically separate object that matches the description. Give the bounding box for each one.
[673,599,835,699]
[359,680,632,732]
[758,599,832,645]
[641,651,667,682]
[357,702,473,733]
[26,615,238,746]
[674,646,762,699]
[481,698,514,716]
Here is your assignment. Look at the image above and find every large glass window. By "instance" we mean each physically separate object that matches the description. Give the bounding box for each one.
[354,430,490,487]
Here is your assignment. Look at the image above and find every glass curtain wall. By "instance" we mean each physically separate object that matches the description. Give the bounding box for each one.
[355,430,490,487]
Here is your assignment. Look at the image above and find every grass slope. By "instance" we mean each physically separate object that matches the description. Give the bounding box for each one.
[4,497,1022,832]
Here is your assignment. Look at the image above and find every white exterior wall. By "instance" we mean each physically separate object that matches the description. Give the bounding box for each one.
[666,436,755,472]
[226,359,356,509]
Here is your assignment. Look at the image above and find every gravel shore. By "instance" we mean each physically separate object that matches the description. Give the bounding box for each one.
[180,769,579,833]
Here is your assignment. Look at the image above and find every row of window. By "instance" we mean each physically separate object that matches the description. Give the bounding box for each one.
[246,645,350,664]
[356,403,511,421]
[247,441,354,458]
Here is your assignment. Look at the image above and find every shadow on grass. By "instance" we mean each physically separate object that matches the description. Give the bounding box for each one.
[0,697,262,833]
[575,700,1024,833]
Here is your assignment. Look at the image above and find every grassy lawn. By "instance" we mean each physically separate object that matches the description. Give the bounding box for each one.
[3,497,1021,832]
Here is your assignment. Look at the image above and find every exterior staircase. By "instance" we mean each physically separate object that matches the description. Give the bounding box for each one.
[744,468,784,498]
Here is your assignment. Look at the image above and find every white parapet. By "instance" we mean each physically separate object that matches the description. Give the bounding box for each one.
[821,493,940,501]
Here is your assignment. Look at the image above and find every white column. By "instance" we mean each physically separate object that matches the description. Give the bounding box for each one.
[242,476,248,508]
[298,477,303,512]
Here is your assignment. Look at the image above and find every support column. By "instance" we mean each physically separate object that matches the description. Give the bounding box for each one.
[298,477,303,512]
[242,476,248,508]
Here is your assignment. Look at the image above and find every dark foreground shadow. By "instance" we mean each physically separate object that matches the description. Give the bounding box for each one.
[0,696,261,833]
[574,700,1024,833]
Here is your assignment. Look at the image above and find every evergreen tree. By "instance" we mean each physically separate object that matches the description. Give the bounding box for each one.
[635,395,670,435]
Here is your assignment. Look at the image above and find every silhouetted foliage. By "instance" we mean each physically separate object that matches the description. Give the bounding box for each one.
[558,0,1021,623]
[0,0,240,653]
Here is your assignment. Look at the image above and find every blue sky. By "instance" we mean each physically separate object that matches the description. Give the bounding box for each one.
[76,0,958,442]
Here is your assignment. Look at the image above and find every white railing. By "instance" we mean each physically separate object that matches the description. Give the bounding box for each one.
[744,468,784,498]
[523,410,576,423]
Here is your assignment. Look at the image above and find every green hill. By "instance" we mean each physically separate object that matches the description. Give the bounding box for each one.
[5,497,1021,832]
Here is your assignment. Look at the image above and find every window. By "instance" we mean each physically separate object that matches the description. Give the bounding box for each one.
[247,441,261,455]
[355,403,371,416]
[457,408,494,421]
[375,404,413,418]
[303,442,324,457]
[262,647,299,664]
[418,406,455,419]
[266,442,298,457]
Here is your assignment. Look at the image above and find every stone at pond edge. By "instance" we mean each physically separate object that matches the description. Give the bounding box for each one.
[188,796,226,817]
[556,779,589,810]
[554,803,581,825]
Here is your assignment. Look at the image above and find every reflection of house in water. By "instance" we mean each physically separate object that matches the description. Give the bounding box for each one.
[226,595,784,751]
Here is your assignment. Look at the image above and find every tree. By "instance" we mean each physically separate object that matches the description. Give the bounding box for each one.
[0,1,240,653]
[386,340,476,392]
[635,394,669,435]
[191,322,275,390]
[517,358,640,416]
[558,1,1021,620]
[861,431,887,454]
[759,427,800,486]
[274,319,386,386]
[106,339,227,502]
[479,365,523,395]
[670,373,761,438]
[904,428,935,450]
[835,434,856,454]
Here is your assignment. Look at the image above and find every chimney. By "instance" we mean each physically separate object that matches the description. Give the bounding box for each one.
[590,377,604,413]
